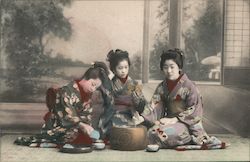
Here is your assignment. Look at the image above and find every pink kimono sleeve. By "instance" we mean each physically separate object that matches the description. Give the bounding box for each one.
[141,84,164,123]
[177,86,203,125]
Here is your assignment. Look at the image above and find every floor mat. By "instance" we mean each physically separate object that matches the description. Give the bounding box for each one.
[0,134,249,162]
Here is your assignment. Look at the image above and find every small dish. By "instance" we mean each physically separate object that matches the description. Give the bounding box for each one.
[93,142,105,150]
[146,144,160,152]
[59,144,93,153]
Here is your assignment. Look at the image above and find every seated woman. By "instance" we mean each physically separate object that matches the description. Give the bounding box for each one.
[14,62,113,149]
[106,49,146,127]
[105,49,147,151]
[141,49,227,151]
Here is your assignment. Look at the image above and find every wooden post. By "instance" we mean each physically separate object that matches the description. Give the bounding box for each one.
[169,0,182,49]
[142,0,150,83]
[0,0,3,65]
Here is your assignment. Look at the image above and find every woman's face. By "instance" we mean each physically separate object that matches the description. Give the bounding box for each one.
[162,59,180,80]
[114,59,129,79]
[82,78,102,93]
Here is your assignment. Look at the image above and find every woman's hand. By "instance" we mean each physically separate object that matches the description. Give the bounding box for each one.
[158,117,178,125]
[132,111,144,125]
[79,122,94,135]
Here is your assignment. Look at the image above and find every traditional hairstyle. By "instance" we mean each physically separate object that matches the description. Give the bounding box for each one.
[106,49,131,72]
[81,61,111,90]
[160,48,185,70]
[82,61,109,80]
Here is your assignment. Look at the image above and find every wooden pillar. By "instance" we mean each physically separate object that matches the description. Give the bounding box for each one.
[169,0,182,49]
[0,0,4,93]
[142,0,150,83]
[0,0,3,65]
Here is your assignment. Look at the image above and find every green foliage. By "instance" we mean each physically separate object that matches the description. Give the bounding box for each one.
[47,53,89,67]
[183,0,222,80]
[1,0,72,101]
[130,53,142,80]
[149,40,169,80]
[185,0,222,59]
[150,0,222,81]
[149,0,169,80]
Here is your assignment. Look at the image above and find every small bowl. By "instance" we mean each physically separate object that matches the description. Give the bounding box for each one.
[93,142,105,150]
[60,144,93,153]
[146,144,160,152]
[63,144,74,149]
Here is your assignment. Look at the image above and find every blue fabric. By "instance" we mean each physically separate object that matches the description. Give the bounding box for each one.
[90,130,100,140]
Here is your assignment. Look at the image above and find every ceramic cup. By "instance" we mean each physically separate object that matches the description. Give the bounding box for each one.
[146,144,160,152]
[93,142,105,150]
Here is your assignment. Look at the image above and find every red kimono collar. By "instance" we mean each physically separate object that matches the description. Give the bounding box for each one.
[118,75,128,84]
[166,74,183,93]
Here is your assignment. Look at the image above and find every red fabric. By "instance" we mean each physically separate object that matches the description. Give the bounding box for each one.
[201,144,209,150]
[70,130,93,145]
[175,95,182,101]
[75,80,91,102]
[175,147,186,151]
[166,74,183,93]
[43,112,52,122]
[103,138,110,145]
[221,142,226,149]
[119,75,128,84]
[46,87,58,111]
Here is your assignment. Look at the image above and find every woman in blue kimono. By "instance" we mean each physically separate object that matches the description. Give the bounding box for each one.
[106,49,146,127]
[14,62,113,148]
[142,49,227,151]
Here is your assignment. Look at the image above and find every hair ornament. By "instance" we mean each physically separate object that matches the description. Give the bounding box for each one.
[90,62,95,68]
[174,48,184,56]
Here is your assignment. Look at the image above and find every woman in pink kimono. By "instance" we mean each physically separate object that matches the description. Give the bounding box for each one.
[106,49,146,127]
[142,49,227,151]
[14,62,113,148]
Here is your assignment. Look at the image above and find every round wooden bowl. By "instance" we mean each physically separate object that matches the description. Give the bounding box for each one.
[109,126,148,151]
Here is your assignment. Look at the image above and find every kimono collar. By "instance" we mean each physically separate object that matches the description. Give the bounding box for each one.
[75,80,91,102]
[162,73,188,99]
[112,75,131,94]
[166,74,183,93]
[118,75,128,84]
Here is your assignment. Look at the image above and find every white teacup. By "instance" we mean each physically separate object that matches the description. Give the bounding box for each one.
[146,144,160,152]
[93,142,105,150]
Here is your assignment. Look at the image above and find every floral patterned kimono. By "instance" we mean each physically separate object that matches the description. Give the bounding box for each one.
[14,80,113,147]
[142,74,226,149]
[111,76,146,127]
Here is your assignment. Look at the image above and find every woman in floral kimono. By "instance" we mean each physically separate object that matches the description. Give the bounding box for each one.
[14,62,113,148]
[106,49,146,127]
[142,49,227,151]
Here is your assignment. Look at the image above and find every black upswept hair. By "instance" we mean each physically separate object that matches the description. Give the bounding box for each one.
[106,49,131,72]
[83,61,109,80]
[160,48,185,70]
